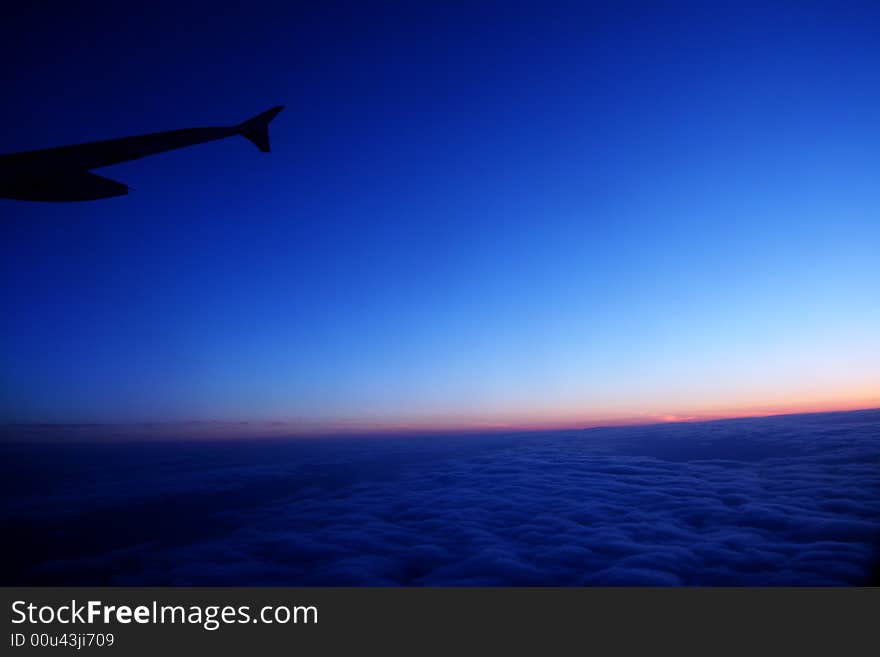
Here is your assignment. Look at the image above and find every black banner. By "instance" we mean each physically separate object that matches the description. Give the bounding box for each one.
[2,587,877,655]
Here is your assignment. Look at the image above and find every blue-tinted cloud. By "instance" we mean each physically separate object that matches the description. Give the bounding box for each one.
[2,410,878,585]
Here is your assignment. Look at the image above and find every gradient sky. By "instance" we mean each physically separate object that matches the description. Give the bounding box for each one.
[1,1,878,434]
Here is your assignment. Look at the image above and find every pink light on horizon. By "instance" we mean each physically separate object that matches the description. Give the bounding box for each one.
[4,393,878,441]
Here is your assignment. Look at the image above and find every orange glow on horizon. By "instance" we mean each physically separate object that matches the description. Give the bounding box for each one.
[5,392,878,441]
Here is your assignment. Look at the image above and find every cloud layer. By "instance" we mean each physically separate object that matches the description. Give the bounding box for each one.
[2,409,879,585]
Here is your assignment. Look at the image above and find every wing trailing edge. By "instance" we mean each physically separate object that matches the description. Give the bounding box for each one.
[0,170,128,202]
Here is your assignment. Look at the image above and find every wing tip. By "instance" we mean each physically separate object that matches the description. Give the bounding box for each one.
[238,106,284,152]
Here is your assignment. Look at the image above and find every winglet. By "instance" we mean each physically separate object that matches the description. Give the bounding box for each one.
[237,105,284,152]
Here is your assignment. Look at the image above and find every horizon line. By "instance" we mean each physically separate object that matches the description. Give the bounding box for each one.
[2,403,878,442]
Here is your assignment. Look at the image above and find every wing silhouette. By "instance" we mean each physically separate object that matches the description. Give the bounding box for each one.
[0,106,283,202]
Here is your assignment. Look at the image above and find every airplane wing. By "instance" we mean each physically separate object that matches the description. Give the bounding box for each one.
[0,106,283,202]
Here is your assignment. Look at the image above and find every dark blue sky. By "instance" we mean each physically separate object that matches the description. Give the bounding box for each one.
[2,1,878,433]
